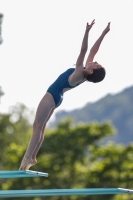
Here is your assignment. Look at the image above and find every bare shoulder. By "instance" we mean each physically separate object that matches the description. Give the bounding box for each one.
[68,66,84,85]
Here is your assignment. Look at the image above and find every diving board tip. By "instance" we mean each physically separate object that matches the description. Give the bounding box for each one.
[0,170,48,178]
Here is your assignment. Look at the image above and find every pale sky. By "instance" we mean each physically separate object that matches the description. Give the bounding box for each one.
[0,0,133,121]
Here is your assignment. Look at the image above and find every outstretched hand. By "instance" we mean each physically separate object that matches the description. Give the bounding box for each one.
[102,22,110,35]
[86,19,95,31]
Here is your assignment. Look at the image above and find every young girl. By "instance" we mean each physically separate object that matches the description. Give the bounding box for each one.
[19,19,110,170]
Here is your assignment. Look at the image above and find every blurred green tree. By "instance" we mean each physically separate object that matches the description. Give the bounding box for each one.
[0,103,33,171]
[0,110,133,200]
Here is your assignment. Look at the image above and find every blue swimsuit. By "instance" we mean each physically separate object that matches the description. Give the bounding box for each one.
[47,68,85,107]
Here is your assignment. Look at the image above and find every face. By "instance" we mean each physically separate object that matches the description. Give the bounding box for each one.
[85,62,101,74]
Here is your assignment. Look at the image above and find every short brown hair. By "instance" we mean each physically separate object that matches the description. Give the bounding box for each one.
[86,67,106,83]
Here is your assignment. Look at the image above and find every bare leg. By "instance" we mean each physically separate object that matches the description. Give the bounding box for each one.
[31,108,54,161]
[19,92,55,170]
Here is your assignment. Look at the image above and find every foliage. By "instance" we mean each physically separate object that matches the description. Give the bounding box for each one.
[0,105,133,200]
[0,103,32,170]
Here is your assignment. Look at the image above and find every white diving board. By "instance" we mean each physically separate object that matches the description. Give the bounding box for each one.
[0,188,133,198]
[0,170,48,178]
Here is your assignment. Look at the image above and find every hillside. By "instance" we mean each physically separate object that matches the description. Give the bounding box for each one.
[50,85,133,144]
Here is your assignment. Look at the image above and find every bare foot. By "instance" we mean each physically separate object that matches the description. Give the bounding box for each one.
[19,158,37,170]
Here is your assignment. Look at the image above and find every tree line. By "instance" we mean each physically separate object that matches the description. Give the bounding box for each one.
[0,103,133,200]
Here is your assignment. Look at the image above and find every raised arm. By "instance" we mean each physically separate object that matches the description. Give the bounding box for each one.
[86,22,110,63]
[76,20,95,68]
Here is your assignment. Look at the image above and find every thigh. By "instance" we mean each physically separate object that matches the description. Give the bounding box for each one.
[35,92,55,125]
[42,108,54,133]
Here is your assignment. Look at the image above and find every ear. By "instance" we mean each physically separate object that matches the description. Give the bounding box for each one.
[89,70,93,74]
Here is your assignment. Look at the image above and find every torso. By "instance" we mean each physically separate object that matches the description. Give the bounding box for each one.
[47,67,86,107]
[63,68,86,93]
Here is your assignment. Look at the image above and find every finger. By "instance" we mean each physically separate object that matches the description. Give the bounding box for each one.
[90,22,95,27]
[91,19,95,24]
[86,22,89,27]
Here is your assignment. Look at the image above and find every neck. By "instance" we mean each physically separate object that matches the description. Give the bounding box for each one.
[83,68,87,79]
